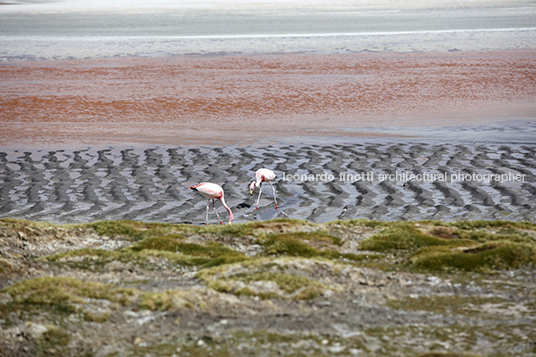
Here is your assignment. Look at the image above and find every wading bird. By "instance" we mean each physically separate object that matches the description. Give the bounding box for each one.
[189,182,234,225]
[249,168,278,211]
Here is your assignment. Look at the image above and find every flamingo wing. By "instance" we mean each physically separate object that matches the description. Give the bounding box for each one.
[189,182,223,199]
[256,168,276,182]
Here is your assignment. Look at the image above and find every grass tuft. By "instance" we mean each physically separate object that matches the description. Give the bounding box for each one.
[327,219,392,228]
[37,328,72,356]
[138,290,196,311]
[197,258,331,300]
[359,222,474,253]
[408,241,536,272]
[258,233,319,258]
[447,220,536,230]
[256,232,364,262]
[84,220,139,238]
[44,234,250,271]
[129,237,250,268]
[2,276,135,314]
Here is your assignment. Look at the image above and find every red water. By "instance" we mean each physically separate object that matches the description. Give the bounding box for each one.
[1,50,535,147]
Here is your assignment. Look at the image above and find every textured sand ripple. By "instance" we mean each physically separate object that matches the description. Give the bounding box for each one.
[0,143,534,224]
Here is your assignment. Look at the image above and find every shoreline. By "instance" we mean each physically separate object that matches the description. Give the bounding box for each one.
[2,27,536,63]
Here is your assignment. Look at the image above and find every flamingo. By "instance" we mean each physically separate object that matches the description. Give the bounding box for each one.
[189,182,234,225]
[249,168,278,211]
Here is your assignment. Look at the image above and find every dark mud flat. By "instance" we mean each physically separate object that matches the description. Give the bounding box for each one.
[0,142,535,225]
[0,218,535,357]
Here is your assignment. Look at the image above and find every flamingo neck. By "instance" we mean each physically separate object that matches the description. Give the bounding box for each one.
[220,196,234,223]
[255,177,263,187]
[255,173,265,186]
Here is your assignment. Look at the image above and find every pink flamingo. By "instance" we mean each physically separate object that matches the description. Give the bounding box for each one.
[189,182,234,225]
[249,168,278,211]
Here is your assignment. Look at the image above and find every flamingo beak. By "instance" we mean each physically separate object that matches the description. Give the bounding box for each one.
[229,220,233,225]
[249,189,253,195]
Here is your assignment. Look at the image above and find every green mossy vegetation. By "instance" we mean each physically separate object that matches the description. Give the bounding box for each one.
[446,220,536,230]
[43,248,123,271]
[0,258,8,274]
[84,220,140,238]
[3,276,134,306]
[2,218,534,356]
[34,326,96,357]
[327,219,393,228]
[0,217,61,229]
[237,271,324,300]
[248,218,315,229]
[358,221,536,273]
[451,228,535,244]
[210,270,325,300]
[3,217,535,275]
[409,241,536,272]
[44,233,251,271]
[3,218,536,304]
[180,218,317,237]
[36,328,72,357]
[359,222,475,253]
[81,220,181,241]
[1,276,135,323]
[196,258,331,300]
[256,231,366,263]
[138,290,195,311]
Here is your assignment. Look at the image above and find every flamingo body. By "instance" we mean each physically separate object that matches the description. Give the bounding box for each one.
[249,168,278,211]
[189,182,234,225]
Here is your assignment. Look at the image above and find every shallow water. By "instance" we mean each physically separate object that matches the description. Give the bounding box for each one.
[1,143,534,224]
[2,51,535,148]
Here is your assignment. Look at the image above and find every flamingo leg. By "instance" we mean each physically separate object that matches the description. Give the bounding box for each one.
[205,199,211,226]
[269,181,278,211]
[212,199,224,225]
[255,183,263,210]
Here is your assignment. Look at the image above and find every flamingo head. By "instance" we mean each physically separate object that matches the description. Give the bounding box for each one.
[248,181,256,195]
[189,183,204,192]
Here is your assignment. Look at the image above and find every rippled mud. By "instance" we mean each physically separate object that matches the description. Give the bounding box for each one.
[0,142,534,224]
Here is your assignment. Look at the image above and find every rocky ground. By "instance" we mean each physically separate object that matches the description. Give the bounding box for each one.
[0,218,535,357]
